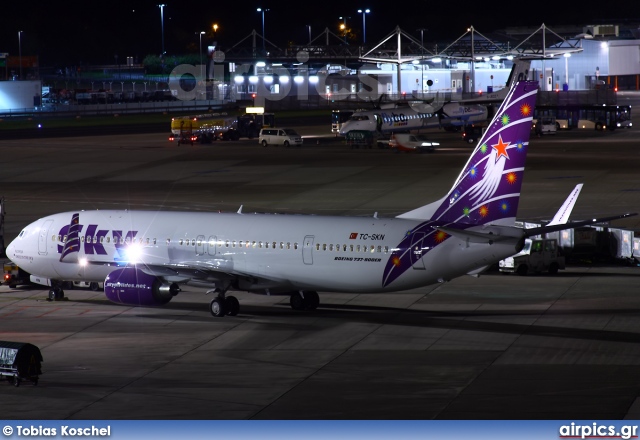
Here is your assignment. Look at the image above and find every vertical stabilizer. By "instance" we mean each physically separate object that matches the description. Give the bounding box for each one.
[398,81,539,226]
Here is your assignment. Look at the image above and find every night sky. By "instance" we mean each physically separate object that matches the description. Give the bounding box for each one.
[0,0,633,66]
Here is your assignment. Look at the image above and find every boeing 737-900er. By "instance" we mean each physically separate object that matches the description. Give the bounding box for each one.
[6,81,634,317]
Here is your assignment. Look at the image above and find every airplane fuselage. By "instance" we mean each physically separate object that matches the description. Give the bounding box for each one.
[7,210,520,295]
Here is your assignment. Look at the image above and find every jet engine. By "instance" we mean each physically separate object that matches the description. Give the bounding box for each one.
[104,267,180,306]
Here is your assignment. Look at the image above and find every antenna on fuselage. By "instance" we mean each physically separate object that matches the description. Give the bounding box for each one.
[237,205,243,214]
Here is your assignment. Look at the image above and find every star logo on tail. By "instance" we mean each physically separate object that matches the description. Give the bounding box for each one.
[492,135,510,163]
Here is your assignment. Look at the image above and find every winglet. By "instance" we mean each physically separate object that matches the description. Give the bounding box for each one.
[548,184,583,226]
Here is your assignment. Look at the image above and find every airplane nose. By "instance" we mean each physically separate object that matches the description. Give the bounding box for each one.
[5,239,15,259]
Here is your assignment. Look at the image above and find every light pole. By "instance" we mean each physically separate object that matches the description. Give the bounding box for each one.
[257,8,269,51]
[357,9,370,44]
[307,25,311,45]
[417,28,426,93]
[158,4,166,55]
[198,31,205,80]
[339,16,350,44]
[18,31,23,80]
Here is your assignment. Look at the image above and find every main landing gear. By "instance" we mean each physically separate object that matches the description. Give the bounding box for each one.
[208,289,240,318]
[289,291,319,311]
[47,283,67,301]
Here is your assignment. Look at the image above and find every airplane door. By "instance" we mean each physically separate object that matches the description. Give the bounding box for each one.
[409,231,426,270]
[207,235,217,256]
[38,219,53,255]
[303,235,314,265]
[196,235,205,255]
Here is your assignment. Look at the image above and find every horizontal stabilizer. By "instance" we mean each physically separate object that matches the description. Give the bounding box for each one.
[524,212,637,237]
[432,225,521,244]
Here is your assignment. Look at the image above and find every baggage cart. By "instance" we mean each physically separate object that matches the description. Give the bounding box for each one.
[0,341,43,387]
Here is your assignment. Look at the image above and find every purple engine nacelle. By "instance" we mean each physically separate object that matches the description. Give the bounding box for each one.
[104,267,180,306]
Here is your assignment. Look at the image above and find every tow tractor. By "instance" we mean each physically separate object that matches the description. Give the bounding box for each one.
[499,238,566,275]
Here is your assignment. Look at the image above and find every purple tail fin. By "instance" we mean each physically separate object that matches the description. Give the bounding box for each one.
[430,81,539,226]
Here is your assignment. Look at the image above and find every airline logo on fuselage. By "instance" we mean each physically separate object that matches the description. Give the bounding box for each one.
[57,223,138,256]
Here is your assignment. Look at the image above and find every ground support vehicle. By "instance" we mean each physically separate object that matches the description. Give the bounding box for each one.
[345,130,376,149]
[3,262,30,288]
[0,341,42,387]
[499,238,565,275]
[388,133,439,153]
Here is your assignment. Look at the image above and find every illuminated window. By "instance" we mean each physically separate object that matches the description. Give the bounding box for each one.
[384,246,388,253]
[252,241,257,248]
[356,245,360,252]
[101,237,105,244]
[370,245,375,253]
[51,235,56,242]
[226,240,229,247]
[179,239,184,245]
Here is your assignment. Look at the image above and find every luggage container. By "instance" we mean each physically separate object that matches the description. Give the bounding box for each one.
[609,228,634,259]
[0,341,43,387]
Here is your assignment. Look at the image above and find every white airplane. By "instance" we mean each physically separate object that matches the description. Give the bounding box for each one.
[338,102,488,135]
[338,59,533,136]
[6,81,634,318]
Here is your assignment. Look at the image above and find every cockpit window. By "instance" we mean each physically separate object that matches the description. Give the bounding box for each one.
[350,115,369,121]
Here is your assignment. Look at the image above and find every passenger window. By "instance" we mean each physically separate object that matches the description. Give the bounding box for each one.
[153,238,157,245]
[323,244,327,251]
[179,239,184,245]
[107,237,111,243]
[280,242,284,249]
[377,246,381,253]
[166,238,171,245]
[336,244,340,252]
[349,245,353,252]
[225,240,229,247]
[370,245,375,253]
[51,235,55,242]
[343,244,347,252]
[286,242,290,249]
[329,244,334,251]
[259,241,263,248]
[239,241,244,247]
[233,241,236,248]
[384,246,388,253]
[252,241,257,248]
[265,242,270,249]
[294,242,298,250]
[80,236,85,243]
[356,245,360,252]
[272,241,277,248]
[315,243,320,251]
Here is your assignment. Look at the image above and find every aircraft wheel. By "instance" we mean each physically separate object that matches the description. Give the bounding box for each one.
[304,291,319,310]
[210,298,226,317]
[290,292,305,311]
[225,296,240,316]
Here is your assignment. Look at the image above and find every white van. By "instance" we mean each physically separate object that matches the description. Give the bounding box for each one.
[258,128,303,147]
[534,117,557,135]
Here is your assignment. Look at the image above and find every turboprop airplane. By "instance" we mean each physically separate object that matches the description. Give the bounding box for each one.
[338,59,532,136]
[5,81,634,318]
